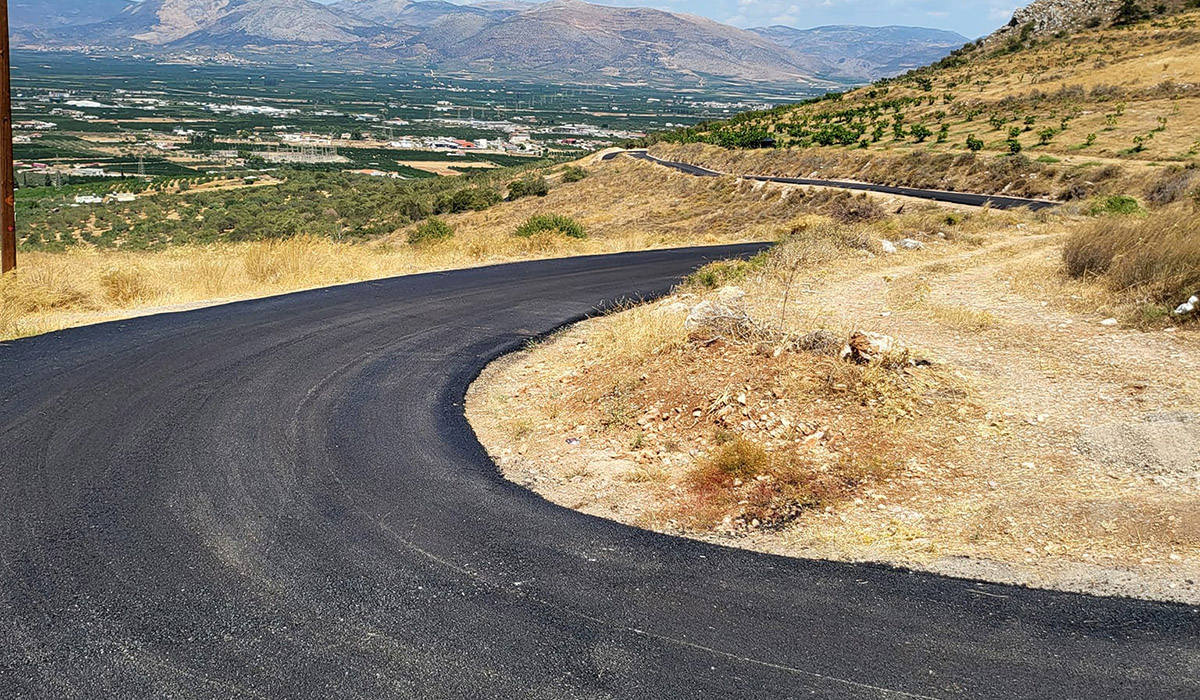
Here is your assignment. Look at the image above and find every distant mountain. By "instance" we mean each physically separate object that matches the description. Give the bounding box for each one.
[9,0,133,31]
[333,0,413,27]
[89,0,383,46]
[751,25,970,81]
[404,0,824,82]
[9,0,967,86]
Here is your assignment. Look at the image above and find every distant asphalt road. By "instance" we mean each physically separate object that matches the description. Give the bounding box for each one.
[602,150,1060,211]
[1,247,1195,699]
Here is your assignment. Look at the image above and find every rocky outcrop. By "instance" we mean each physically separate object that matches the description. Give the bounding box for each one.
[984,0,1120,48]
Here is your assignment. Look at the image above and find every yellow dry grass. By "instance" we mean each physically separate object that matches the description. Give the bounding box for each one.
[0,159,808,342]
[396,161,499,176]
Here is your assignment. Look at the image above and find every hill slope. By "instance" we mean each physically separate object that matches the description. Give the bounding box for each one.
[648,1,1200,200]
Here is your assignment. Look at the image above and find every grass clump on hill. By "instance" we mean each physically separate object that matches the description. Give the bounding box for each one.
[561,166,589,183]
[514,214,586,239]
[507,175,550,201]
[407,217,454,245]
[1063,208,1200,312]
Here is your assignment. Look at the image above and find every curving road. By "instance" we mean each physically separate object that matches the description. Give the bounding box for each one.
[602,150,1060,211]
[0,246,1195,699]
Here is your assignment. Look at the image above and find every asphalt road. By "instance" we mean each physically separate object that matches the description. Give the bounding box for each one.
[0,246,1195,699]
[602,150,1059,211]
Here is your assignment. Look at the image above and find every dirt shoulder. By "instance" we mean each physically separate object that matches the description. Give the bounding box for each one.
[467,213,1200,604]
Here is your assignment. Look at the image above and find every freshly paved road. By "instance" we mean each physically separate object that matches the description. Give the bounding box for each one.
[602,150,1060,211]
[0,246,1195,699]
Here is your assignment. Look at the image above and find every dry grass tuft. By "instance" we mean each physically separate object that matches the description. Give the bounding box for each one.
[928,304,1000,332]
[680,435,896,529]
[99,267,160,306]
[1063,207,1200,311]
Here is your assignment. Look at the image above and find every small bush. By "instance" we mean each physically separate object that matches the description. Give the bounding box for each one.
[408,217,454,245]
[561,166,589,183]
[1144,167,1198,206]
[686,256,765,289]
[688,438,772,488]
[683,435,890,528]
[828,193,886,224]
[1088,194,1143,215]
[508,175,549,201]
[514,214,586,239]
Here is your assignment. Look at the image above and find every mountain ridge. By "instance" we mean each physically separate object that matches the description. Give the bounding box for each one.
[9,0,965,85]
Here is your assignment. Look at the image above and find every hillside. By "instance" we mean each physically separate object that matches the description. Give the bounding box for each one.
[647,2,1200,200]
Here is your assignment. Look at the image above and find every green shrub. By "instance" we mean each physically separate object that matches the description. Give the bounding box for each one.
[965,134,984,152]
[561,166,589,183]
[508,175,550,200]
[686,256,765,289]
[408,217,454,244]
[514,214,586,239]
[1088,194,1143,215]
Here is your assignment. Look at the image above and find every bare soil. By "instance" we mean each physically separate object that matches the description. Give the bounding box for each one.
[467,219,1200,604]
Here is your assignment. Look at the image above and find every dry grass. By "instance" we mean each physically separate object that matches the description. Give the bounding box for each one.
[1063,206,1200,315]
[0,159,796,342]
[927,304,1000,332]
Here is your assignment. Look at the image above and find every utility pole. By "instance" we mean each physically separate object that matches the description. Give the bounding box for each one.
[0,0,14,274]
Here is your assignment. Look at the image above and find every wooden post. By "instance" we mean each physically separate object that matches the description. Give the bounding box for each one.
[0,0,14,274]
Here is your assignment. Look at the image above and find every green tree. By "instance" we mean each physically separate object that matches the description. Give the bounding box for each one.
[966,134,985,152]
[1114,0,1150,26]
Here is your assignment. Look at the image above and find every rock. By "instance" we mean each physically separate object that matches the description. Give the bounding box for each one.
[880,239,898,254]
[840,331,908,365]
[899,238,926,250]
[795,329,843,357]
[1174,295,1198,316]
[685,299,756,341]
[654,300,691,316]
[1099,318,1118,326]
[715,285,746,304]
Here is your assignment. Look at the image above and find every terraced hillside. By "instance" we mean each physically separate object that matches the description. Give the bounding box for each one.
[647,3,1200,202]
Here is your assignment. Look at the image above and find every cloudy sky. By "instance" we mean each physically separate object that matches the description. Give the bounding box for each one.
[434,1,1025,38]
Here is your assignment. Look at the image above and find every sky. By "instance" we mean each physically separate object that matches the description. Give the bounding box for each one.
[316,0,1024,38]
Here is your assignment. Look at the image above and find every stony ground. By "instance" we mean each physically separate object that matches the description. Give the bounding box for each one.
[467,217,1200,604]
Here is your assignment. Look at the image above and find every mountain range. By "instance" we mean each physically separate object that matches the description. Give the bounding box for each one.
[10,0,969,85]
